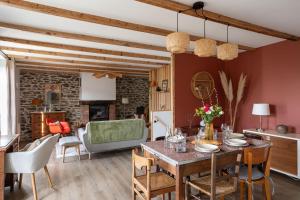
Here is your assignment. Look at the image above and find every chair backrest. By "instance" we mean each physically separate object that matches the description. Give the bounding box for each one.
[243,145,272,177]
[132,149,153,195]
[31,134,60,171]
[210,150,242,198]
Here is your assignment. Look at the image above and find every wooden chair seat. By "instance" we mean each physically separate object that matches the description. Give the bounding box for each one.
[188,175,236,197]
[135,172,175,193]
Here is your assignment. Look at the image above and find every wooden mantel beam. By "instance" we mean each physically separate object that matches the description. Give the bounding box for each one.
[136,0,299,41]
[0,36,170,61]
[0,46,165,66]
[0,0,253,51]
[0,21,166,52]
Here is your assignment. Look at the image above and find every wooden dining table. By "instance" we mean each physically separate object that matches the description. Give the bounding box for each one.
[141,136,269,200]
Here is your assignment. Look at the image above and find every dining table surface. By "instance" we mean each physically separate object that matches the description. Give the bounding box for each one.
[141,135,270,200]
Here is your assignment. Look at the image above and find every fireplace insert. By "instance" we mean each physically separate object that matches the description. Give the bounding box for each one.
[89,103,109,121]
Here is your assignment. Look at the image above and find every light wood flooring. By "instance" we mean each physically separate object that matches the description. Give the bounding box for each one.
[4,149,300,200]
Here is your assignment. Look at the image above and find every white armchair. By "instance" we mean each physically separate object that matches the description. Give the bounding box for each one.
[5,134,59,200]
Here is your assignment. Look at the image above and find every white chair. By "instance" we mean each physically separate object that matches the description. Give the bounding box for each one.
[5,134,59,200]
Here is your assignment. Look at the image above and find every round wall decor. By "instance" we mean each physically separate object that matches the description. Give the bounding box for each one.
[191,71,215,99]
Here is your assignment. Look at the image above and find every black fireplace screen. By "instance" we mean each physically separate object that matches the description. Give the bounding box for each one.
[89,104,109,121]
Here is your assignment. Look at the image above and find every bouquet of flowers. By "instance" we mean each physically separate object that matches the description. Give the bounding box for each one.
[195,104,223,124]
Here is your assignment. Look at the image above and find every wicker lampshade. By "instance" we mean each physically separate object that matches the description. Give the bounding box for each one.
[194,38,217,57]
[166,32,190,53]
[217,43,238,60]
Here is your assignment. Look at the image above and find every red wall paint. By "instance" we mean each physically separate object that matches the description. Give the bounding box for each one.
[224,40,300,132]
[174,53,224,128]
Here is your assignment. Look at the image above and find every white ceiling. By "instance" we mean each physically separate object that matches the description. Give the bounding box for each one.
[0,0,298,70]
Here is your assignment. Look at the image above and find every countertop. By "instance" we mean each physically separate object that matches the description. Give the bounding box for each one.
[243,129,300,141]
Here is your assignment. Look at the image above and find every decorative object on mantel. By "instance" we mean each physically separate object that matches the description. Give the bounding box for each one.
[162,79,168,92]
[276,124,288,134]
[219,71,247,129]
[31,98,43,111]
[191,71,215,100]
[93,72,122,79]
[252,103,270,132]
[195,89,223,140]
[166,10,190,53]
[217,25,239,60]
[193,4,217,57]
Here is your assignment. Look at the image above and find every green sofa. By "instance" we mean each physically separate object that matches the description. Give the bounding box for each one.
[78,119,148,158]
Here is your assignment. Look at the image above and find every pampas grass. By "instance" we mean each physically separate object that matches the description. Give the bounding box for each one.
[219,71,234,125]
[219,71,247,129]
[232,73,247,128]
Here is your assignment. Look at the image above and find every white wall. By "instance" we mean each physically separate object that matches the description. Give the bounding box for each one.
[80,72,116,101]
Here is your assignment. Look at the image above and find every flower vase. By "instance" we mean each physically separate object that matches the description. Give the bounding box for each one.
[205,123,214,140]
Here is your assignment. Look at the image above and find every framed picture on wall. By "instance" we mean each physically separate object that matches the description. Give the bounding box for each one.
[162,80,168,92]
[45,84,61,105]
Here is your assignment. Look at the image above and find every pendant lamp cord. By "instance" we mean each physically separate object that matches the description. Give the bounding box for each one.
[176,11,179,32]
[227,24,229,43]
[195,8,208,38]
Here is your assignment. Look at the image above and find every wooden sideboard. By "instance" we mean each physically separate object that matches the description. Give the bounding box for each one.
[31,111,66,140]
[243,129,300,179]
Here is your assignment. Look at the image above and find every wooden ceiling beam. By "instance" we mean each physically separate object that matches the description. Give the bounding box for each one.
[0,21,166,52]
[0,36,169,61]
[0,46,165,66]
[136,0,299,41]
[8,54,154,70]
[0,0,253,51]
[16,65,149,76]
[15,61,150,73]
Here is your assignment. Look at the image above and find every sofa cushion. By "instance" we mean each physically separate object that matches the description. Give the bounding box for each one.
[87,119,145,144]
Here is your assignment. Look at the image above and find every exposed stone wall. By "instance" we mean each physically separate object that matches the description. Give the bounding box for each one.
[19,70,81,141]
[116,76,149,119]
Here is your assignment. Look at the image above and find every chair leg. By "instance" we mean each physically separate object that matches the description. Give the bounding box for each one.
[264,179,271,200]
[168,192,171,200]
[62,146,66,163]
[89,153,92,160]
[44,166,54,188]
[132,184,136,200]
[185,182,191,200]
[240,182,245,200]
[220,196,225,200]
[31,173,38,200]
[19,173,23,189]
[76,145,81,161]
[162,194,165,200]
[248,183,253,200]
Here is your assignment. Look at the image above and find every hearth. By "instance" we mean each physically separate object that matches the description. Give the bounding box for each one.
[80,101,116,122]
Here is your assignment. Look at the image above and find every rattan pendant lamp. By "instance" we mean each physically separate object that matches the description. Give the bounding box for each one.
[166,11,190,53]
[217,25,239,60]
[194,6,217,57]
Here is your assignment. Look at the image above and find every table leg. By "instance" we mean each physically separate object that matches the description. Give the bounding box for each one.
[0,151,4,200]
[176,165,185,200]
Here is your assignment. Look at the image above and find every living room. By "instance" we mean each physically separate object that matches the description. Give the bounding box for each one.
[0,0,300,200]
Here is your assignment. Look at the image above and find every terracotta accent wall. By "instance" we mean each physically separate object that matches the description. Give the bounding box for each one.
[174,53,224,128]
[224,40,300,132]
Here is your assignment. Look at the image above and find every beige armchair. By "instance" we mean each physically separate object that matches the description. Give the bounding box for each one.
[5,134,59,200]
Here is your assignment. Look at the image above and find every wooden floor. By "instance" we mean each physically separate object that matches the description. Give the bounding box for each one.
[4,149,300,200]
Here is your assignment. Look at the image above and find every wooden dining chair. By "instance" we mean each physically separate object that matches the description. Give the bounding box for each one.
[185,150,242,200]
[239,145,272,200]
[132,149,175,200]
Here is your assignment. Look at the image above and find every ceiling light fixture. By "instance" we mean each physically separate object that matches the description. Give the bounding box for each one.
[166,10,190,53]
[217,25,238,60]
[93,72,123,79]
[194,4,217,57]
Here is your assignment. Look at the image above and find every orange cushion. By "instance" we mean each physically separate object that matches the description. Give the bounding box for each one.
[48,122,63,134]
[60,121,71,134]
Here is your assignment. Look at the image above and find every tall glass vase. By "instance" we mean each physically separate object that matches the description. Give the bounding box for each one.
[205,123,214,140]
